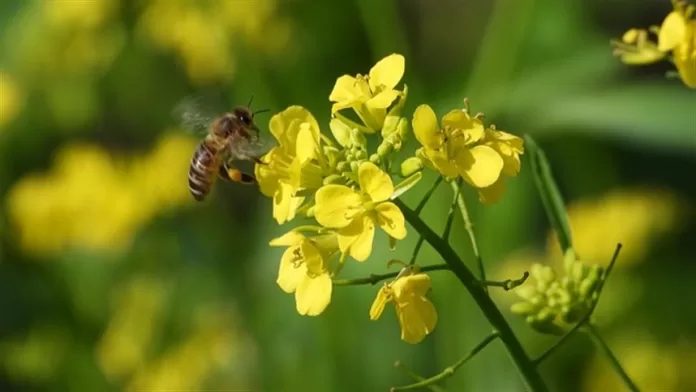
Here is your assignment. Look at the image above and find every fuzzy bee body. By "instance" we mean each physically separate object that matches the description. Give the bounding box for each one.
[183,106,268,202]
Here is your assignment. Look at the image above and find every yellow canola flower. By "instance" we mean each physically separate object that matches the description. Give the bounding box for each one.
[329,53,406,132]
[412,104,503,187]
[314,162,406,262]
[370,271,437,344]
[612,0,696,88]
[270,231,339,316]
[0,71,24,129]
[255,106,328,224]
[477,127,524,204]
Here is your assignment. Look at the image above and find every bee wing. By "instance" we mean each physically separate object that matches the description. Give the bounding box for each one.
[172,93,226,135]
[229,131,276,161]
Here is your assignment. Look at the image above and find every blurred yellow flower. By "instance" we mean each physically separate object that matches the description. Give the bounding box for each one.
[547,188,685,267]
[136,0,291,84]
[370,270,437,344]
[314,162,406,262]
[0,71,24,129]
[6,133,197,256]
[96,276,170,382]
[612,0,696,88]
[329,53,406,132]
[583,332,696,391]
[270,231,338,316]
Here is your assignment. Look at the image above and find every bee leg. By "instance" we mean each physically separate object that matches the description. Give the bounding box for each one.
[252,156,267,166]
[219,164,257,185]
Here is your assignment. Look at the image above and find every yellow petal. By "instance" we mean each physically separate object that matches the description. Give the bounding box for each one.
[301,240,324,275]
[273,183,303,224]
[296,123,319,163]
[658,11,687,52]
[269,230,305,247]
[270,106,320,147]
[358,161,393,202]
[375,202,406,240]
[329,75,360,103]
[412,104,440,150]
[393,273,432,298]
[369,286,391,320]
[674,23,696,88]
[295,273,332,316]
[369,53,405,90]
[329,117,352,147]
[622,28,640,44]
[366,90,400,109]
[442,110,484,143]
[338,216,375,262]
[314,185,362,228]
[397,297,437,344]
[457,145,504,188]
[277,247,307,293]
[478,179,506,205]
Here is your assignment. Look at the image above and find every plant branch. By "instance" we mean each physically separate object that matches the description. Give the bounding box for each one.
[393,361,448,392]
[450,180,487,289]
[584,323,640,392]
[534,243,623,365]
[443,178,462,241]
[481,272,529,291]
[332,264,450,286]
[408,176,443,265]
[394,198,549,392]
[391,331,500,391]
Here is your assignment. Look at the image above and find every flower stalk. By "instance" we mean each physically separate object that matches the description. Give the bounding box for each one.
[394,198,550,392]
[450,180,487,287]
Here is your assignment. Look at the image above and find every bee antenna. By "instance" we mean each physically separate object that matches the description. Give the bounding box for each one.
[252,108,270,118]
[247,95,255,109]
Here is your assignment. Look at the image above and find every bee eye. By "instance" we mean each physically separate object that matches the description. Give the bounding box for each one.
[240,113,252,127]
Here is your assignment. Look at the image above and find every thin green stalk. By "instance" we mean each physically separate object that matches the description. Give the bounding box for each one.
[481,272,529,291]
[394,198,549,392]
[443,178,463,241]
[409,176,442,265]
[450,181,487,289]
[391,331,500,391]
[394,361,448,392]
[585,323,640,392]
[333,264,450,286]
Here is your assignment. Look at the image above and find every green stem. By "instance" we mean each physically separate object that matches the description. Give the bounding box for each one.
[450,181,487,288]
[333,264,450,286]
[443,178,462,241]
[393,361,448,392]
[585,323,640,392]
[394,198,549,392]
[481,272,529,291]
[409,176,443,265]
[391,332,500,391]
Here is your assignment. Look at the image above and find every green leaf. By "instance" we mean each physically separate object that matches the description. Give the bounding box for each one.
[524,135,573,253]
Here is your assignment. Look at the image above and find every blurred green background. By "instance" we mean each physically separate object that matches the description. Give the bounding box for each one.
[1,0,695,391]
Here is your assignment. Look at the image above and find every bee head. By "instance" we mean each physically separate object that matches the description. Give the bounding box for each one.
[233,107,254,129]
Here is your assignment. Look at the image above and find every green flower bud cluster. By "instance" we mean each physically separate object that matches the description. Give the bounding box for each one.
[510,250,604,335]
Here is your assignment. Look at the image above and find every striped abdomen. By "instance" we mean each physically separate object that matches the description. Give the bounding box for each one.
[188,140,222,201]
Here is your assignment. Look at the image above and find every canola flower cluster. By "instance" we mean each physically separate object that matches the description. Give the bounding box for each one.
[612,0,696,88]
[255,54,524,343]
[136,0,291,84]
[6,134,197,256]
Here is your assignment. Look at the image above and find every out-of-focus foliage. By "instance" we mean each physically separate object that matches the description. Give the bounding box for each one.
[1,0,695,391]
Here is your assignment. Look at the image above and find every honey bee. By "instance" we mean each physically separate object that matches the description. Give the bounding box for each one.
[175,95,270,201]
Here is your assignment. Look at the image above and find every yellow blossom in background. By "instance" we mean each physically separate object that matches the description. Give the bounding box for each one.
[5,133,197,256]
[370,270,437,344]
[546,188,685,267]
[582,332,696,391]
[0,71,24,129]
[136,0,291,84]
[412,103,523,203]
[612,0,696,88]
[270,231,340,316]
[329,54,407,132]
[96,276,170,382]
[314,162,406,262]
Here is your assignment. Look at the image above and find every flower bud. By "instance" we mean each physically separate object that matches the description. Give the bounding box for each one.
[400,156,424,177]
[570,261,587,283]
[354,149,367,160]
[511,302,538,316]
[350,128,367,148]
[377,141,393,157]
[369,153,381,164]
[305,205,315,218]
[336,161,349,172]
[350,161,360,173]
[397,117,409,140]
[323,174,343,185]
